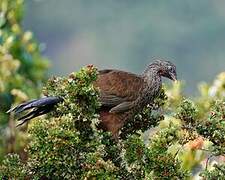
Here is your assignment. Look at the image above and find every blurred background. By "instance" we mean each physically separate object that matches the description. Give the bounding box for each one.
[24,0,225,94]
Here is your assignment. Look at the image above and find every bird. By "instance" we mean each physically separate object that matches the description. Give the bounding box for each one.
[7,59,177,138]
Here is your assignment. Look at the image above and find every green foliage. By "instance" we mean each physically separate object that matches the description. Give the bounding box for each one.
[44,65,100,119]
[0,0,48,161]
[22,66,117,179]
[0,154,25,179]
[0,66,190,179]
[123,122,190,179]
[176,99,198,125]
[201,164,225,180]
[197,100,225,156]
[145,122,190,179]
[1,66,225,179]
[175,99,200,144]
[196,72,225,119]
[169,78,225,178]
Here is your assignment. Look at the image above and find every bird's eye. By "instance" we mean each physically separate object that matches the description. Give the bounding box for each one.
[168,66,173,71]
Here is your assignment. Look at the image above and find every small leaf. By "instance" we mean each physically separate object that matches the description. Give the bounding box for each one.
[0,12,6,27]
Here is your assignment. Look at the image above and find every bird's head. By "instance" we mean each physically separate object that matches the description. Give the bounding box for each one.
[144,59,177,81]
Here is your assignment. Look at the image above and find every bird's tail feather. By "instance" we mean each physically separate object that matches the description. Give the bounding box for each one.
[7,96,63,127]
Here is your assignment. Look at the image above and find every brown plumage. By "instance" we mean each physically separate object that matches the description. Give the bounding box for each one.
[95,70,144,137]
[8,59,177,138]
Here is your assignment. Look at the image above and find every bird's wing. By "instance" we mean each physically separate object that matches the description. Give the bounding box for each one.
[94,69,145,112]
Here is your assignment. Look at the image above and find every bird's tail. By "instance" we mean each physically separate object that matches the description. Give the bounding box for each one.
[7,96,63,127]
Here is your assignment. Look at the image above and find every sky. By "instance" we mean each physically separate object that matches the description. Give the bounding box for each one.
[24,0,225,94]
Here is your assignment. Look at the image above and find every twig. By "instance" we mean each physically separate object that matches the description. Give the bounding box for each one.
[174,146,183,159]
[198,148,211,152]
[214,164,225,174]
[206,154,214,170]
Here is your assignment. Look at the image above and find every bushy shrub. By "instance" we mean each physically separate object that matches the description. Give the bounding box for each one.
[0,154,25,179]
[0,66,190,179]
[0,0,48,161]
[1,67,225,179]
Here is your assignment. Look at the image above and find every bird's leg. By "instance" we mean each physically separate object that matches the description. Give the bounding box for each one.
[112,132,119,142]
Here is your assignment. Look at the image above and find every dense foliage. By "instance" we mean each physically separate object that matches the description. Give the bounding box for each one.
[0,0,48,161]
[1,66,225,179]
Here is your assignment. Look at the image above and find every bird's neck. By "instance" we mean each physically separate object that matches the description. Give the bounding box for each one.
[142,68,161,87]
[143,72,162,100]
[132,70,162,113]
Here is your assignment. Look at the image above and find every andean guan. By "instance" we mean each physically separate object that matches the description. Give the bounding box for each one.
[7,60,177,138]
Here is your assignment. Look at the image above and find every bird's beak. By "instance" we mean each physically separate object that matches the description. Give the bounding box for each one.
[169,72,177,81]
